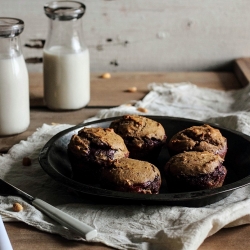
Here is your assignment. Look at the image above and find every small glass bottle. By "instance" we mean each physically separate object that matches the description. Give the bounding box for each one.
[0,18,30,136]
[43,1,90,110]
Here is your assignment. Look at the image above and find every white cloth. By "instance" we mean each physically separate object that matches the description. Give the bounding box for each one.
[1,82,250,250]
[0,216,13,250]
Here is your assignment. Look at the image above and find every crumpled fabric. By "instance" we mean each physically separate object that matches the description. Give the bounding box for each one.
[1,82,250,250]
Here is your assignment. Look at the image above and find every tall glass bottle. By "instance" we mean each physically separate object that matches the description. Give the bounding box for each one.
[43,1,90,110]
[0,18,30,136]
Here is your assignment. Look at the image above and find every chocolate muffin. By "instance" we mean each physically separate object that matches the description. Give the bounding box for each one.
[101,158,161,194]
[164,151,227,192]
[109,115,167,162]
[68,127,129,183]
[168,124,227,158]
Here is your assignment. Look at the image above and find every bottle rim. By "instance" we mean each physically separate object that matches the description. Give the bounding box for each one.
[0,17,24,38]
[44,1,86,21]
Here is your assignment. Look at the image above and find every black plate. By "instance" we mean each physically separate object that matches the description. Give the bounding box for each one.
[39,116,250,207]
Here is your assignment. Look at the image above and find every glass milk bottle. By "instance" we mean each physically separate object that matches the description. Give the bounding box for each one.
[43,1,90,110]
[0,18,30,136]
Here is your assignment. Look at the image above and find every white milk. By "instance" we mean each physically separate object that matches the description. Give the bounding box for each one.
[43,46,90,110]
[0,55,30,136]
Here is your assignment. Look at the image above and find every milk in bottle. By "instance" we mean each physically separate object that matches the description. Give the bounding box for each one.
[43,46,90,110]
[0,18,30,136]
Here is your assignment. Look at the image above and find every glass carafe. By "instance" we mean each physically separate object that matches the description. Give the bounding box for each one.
[43,1,90,110]
[0,18,30,136]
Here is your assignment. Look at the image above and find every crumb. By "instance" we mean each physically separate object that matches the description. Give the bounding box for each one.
[51,122,60,125]
[22,157,31,166]
[137,107,148,113]
[101,72,111,79]
[13,203,23,212]
[127,87,137,93]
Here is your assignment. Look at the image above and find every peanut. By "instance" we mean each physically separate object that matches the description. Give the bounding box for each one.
[13,203,23,212]
[101,72,111,79]
[137,107,148,113]
[127,87,137,93]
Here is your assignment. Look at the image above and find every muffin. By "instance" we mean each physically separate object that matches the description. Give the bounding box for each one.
[109,115,167,162]
[68,127,129,183]
[164,151,227,192]
[168,124,227,158]
[101,158,161,194]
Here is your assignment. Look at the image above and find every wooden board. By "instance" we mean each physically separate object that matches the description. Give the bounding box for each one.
[5,222,250,250]
[29,71,242,108]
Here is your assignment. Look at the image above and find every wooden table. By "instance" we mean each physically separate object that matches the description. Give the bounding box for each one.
[2,58,250,250]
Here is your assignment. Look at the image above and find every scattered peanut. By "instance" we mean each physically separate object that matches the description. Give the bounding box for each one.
[22,157,31,166]
[13,203,23,212]
[127,86,137,93]
[137,107,148,113]
[101,72,111,79]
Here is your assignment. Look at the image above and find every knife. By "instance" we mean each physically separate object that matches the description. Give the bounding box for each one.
[0,179,97,241]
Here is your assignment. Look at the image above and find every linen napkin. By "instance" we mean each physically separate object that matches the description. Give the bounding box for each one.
[1,82,250,250]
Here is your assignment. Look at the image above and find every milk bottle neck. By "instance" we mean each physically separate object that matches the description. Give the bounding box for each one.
[0,18,24,59]
[0,36,22,59]
[44,18,87,53]
[44,1,87,53]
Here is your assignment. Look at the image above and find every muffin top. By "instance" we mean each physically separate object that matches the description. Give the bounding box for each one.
[165,151,224,176]
[110,115,166,140]
[68,127,129,162]
[168,124,227,154]
[103,158,161,185]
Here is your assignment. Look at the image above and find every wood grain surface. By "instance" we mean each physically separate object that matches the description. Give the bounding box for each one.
[5,222,250,250]
[29,71,242,108]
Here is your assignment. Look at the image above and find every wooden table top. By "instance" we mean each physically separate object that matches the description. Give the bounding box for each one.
[2,58,250,250]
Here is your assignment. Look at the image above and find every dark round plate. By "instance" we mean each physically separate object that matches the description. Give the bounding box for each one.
[38,116,250,207]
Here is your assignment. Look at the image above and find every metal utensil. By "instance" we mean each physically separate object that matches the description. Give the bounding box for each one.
[0,179,97,241]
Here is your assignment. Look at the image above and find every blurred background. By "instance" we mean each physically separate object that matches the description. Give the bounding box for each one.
[2,0,250,73]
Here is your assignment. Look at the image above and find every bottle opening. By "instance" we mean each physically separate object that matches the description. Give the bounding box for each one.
[0,18,24,38]
[44,1,86,21]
